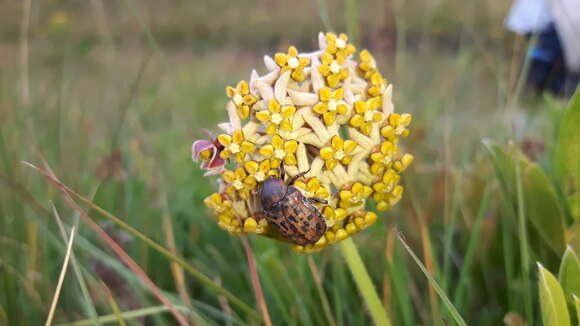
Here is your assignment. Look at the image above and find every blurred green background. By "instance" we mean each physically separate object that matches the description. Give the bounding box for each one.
[1,0,579,325]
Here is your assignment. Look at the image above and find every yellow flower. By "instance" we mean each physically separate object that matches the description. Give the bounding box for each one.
[274,46,310,82]
[259,134,299,168]
[255,99,296,135]
[338,182,373,208]
[244,160,276,185]
[294,177,331,199]
[358,49,377,79]
[318,52,349,88]
[312,87,349,126]
[367,71,388,98]
[392,153,414,172]
[381,113,412,141]
[223,167,255,200]
[322,206,348,222]
[226,80,257,120]
[349,99,383,135]
[217,130,256,164]
[319,136,358,170]
[325,32,356,60]
[204,192,233,215]
[371,169,402,210]
[373,185,404,211]
[369,141,399,175]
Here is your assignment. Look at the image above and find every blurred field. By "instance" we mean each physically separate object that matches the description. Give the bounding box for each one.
[1,0,578,325]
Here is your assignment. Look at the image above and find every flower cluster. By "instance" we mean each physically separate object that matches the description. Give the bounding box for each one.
[192,32,413,253]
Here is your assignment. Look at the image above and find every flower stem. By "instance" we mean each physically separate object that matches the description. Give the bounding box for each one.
[339,238,392,326]
[241,236,273,326]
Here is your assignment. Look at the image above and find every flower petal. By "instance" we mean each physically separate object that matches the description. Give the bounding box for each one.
[244,161,259,174]
[312,103,328,114]
[284,140,298,153]
[232,130,244,144]
[217,134,232,146]
[323,111,336,126]
[260,145,274,157]
[343,140,358,153]
[282,105,296,117]
[272,134,284,149]
[284,154,297,165]
[274,53,288,66]
[331,136,344,151]
[240,141,255,153]
[320,147,334,160]
[255,110,270,122]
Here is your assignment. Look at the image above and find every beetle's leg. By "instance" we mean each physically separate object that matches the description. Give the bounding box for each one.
[308,197,328,205]
[288,167,311,186]
[279,161,286,181]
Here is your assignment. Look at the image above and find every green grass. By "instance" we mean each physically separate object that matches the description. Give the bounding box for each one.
[1,0,578,325]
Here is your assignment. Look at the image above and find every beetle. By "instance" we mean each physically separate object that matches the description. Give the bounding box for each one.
[259,163,328,245]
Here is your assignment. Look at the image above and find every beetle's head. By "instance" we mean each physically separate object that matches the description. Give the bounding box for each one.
[260,176,287,209]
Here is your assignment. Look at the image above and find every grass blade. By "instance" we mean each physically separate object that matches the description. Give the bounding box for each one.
[515,158,533,323]
[240,236,272,326]
[45,225,76,326]
[396,231,468,326]
[339,237,392,326]
[51,203,100,326]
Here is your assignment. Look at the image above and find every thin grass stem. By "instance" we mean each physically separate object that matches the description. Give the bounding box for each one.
[240,236,272,326]
[396,231,468,326]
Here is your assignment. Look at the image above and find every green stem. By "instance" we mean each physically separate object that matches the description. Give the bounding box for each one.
[339,238,392,326]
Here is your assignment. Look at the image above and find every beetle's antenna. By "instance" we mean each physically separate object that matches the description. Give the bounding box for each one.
[288,167,311,186]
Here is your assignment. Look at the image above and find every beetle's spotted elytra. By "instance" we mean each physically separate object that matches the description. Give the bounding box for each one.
[259,163,328,245]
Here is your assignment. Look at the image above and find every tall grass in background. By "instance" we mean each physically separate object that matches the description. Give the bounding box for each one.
[0,0,578,325]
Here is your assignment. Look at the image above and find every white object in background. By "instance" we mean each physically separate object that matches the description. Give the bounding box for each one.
[551,0,580,72]
[505,0,553,33]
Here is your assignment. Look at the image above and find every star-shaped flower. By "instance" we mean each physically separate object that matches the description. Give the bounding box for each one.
[338,182,373,208]
[312,87,349,126]
[255,99,296,135]
[358,49,378,79]
[325,32,356,60]
[217,130,256,164]
[381,113,412,141]
[222,167,255,200]
[293,177,331,200]
[274,46,310,82]
[367,71,388,98]
[259,134,299,168]
[243,160,276,186]
[226,80,257,120]
[318,52,349,88]
[349,99,383,135]
[369,141,399,175]
[319,136,358,170]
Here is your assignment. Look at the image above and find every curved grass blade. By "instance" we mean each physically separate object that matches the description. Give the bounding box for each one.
[396,231,468,326]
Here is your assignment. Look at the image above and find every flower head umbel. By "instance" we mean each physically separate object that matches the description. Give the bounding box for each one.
[192,32,414,253]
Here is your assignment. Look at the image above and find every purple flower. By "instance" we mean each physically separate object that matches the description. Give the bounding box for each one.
[192,132,226,175]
